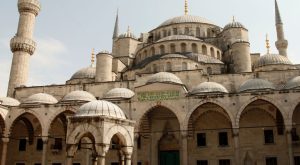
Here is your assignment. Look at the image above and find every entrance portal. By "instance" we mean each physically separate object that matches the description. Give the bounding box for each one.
[159,151,180,165]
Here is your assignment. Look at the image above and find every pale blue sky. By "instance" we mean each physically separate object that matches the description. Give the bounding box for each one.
[1,0,300,96]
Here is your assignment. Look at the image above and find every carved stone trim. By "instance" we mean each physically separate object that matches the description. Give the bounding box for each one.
[10,36,36,55]
[18,0,41,16]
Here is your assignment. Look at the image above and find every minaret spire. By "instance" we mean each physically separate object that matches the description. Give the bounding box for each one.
[184,0,189,15]
[274,0,288,56]
[113,9,119,40]
[91,48,95,67]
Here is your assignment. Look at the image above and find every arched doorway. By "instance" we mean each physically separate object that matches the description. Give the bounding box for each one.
[239,99,286,165]
[7,113,43,164]
[187,103,233,164]
[106,134,130,165]
[138,106,180,165]
[292,103,300,158]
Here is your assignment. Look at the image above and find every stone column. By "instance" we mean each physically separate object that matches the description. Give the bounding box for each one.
[7,0,41,97]
[41,137,48,165]
[66,156,73,165]
[96,144,109,165]
[180,132,188,165]
[286,126,294,165]
[122,146,133,165]
[233,128,240,165]
[125,154,132,165]
[120,152,125,165]
[132,133,139,165]
[1,138,9,165]
[66,144,77,165]
[97,155,105,165]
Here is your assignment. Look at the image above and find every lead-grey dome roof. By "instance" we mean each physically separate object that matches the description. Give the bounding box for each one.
[224,21,246,31]
[159,15,216,27]
[254,54,292,68]
[71,67,96,80]
[147,72,183,85]
[23,93,58,104]
[0,97,20,107]
[104,88,135,100]
[157,35,201,42]
[62,91,96,102]
[239,79,275,92]
[76,100,126,119]
[190,82,228,95]
[284,76,300,90]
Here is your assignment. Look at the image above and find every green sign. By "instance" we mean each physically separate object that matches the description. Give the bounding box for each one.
[137,91,180,101]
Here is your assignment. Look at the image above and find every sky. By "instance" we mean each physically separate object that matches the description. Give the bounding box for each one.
[0,0,300,96]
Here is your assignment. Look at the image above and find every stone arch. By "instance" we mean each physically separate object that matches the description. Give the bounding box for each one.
[288,101,300,123]
[104,125,133,147]
[170,43,176,53]
[67,123,102,144]
[135,102,183,131]
[5,109,45,137]
[235,97,287,128]
[183,100,234,131]
[0,108,7,135]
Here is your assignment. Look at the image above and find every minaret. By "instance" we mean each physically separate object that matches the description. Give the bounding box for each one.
[113,9,119,40]
[274,0,288,56]
[7,0,41,97]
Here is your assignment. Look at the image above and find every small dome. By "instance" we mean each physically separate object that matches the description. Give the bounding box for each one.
[284,76,300,90]
[71,67,96,80]
[104,88,135,100]
[23,93,58,104]
[147,72,183,85]
[0,97,20,107]
[159,15,216,27]
[254,54,293,68]
[190,82,228,95]
[62,91,96,102]
[224,21,246,31]
[157,35,201,42]
[239,79,275,92]
[76,100,126,119]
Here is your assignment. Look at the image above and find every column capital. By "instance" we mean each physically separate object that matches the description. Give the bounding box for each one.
[1,137,10,143]
[66,144,78,157]
[95,144,109,157]
[232,128,239,137]
[121,146,133,155]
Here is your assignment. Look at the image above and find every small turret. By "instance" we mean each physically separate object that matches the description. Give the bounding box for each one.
[274,0,288,57]
[95,51,113,82]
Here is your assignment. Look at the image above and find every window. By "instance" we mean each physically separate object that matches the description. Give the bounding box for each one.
[210,47,215,57]
[266,157,277,165]
[207,67,212,75]
[170,44,176,53]
[197,160,208,165]
[163,30,167,37]
[153,64,158,72]
[151,47,155,56]
[264,130,274,144]
[182,62,187,70]
[73,163,80,165]
[181,43,187,53]
[219,159,230,165]
[166,62,172,71]
[160,45,165,54]
[196,27,201,37]
[219,132,228,146]
[185,27,189,35]
[111,163,119,165]
[36,138,43,151]
[294,156,300,165]
[52,138,63,150]
[137,136,141,149]
[197,133,206,147]
[16,163,25,165]
[173,28,178,35]
[202,45,207,55]
[192,43,198,53]
[19,139,27,151]
[138,162,142,165]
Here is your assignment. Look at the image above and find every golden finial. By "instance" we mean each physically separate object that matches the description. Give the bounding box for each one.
[184,0,189,15]
[91,48,95,67]
[266,34,270,54]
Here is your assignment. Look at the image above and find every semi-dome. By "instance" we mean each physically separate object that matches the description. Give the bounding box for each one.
[61,91,96,102]
[71,67,96,80]
[147,72,183,85]
[23,93,58,104]
[284,76,300,90]
[76,100,126,119]
[223,21,246,31]
[190,82,228,95]
[159,15,216,28]
[239,79,275,92]
[0,97,20,107]
[104,88,135,100]
[254,54,293,68]
[157,35,201,42]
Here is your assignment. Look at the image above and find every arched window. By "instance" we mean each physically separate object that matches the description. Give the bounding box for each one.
[166,62,172,71]
[151,47,155,56]
[207,67,212,74]
[210,47,215,57]
[202,45,207,55]
[153,64,158,73]
[185,27,189,35]
[196,27,201,37]
[144,50,148,58]
[163,30,167,37]
[192,43,198,53]
[181,43,187,53]
[170,44,176,53]
[207,29,211,37]
[182,62,188,70]
[217,51,221,59]
[173,28,178,35]
[160,45,165,54]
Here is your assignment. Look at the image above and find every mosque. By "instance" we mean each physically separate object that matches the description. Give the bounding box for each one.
[1,0,300,165]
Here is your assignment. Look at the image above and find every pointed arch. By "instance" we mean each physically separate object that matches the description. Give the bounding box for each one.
[104,125,133,147]
[67,123,102,144]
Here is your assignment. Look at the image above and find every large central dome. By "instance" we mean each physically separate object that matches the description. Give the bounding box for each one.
[159,15,216,28]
